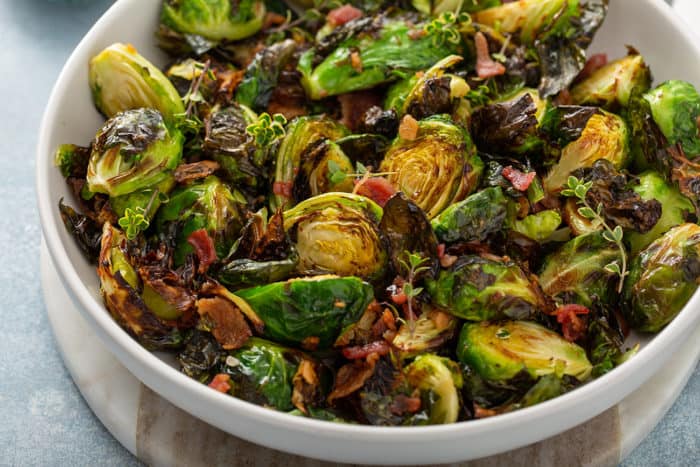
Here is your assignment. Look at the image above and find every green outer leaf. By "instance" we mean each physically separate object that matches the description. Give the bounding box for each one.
[236,276,375,348]
[430,187,508,243]
[161,0,266,41]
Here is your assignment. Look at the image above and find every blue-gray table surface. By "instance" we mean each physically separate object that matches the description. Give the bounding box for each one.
[0,1,697,466]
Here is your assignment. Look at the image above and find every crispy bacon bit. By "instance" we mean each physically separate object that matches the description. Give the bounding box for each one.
[342,340,391,360]
[208,374,231,393]
[327,5,363,26]
[174,160,220,184]
[390,394,422,415]
[438,244,458,268]
[575,53,608,83]
[350,51,363,73]
[301,336,320,351]
[263,12,287,30]
[327,358,377,403]
[215,68,245,102]
[187,229,217,273]
[272,181,293,199]
[475,32,506,79]
[399,114,419,140]
[473,403,500,419]
[292,359,320,414]
[197,297,252,350]
[407,29,427,40]
[354,177,396,207]
[555,304,590,342]
[502,165,536,191]
[381,309,397,332]
[390,285,408,305]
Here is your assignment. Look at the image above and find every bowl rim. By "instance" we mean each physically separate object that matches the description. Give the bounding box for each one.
[35,0,700,459]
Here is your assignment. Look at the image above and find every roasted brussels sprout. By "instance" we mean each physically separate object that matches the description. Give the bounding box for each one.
[543,110,629,193]
[511,210,562,243]
[457,321,592,382]
[235,275,375,348]
[86,108,183,198]
[642,80,700,157]
[223,338,299,410]
[271,116,350,211]
[624,223,700,332]
[392,308,458,356]
[539,231,623,306]
[97,223,185,350]
[298,17,462,99]
[571,53,651,109]
[283,192,387,280]
[155,176,246,265]
[626,171,695,255]
[379,115,483,219]
[54,144,90,178]
[430,187,509,244]
[161,0,266,42]
[405,354,463,424]
[427,255,545,321]
[89,43,184,120]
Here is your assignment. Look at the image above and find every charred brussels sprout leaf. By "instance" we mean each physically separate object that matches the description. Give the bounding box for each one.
[161,0,266,42]
[156,176,246,265]
[405,354,463,425]
[235,276,375,348]
[457,321,592,382]
[539,231,623,307]
[271,116,350,211]
[89,43,184,120]
[236,39,298,111]
[380,115,483,219]
[178,330,224,381]
[626,171,695,255]
[427,255,545,321]
[54,144,91,178]
[58,200,103,263]
[380,192,439,278]
[224,338,298,410]
[284,193,387,280]
[644,81,700,157]
[624,223,700,332]
[571,53,651,109]
[87,108,183,198]
[430,187,509,244]
[97,223,184,350]
[298,17,462,100]
[544,110,629,193]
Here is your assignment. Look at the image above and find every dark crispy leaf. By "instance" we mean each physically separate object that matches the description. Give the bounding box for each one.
[236,39,298,111]
[471,93,539,156]
[58,200,102,263]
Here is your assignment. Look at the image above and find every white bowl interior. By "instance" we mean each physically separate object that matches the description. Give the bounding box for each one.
[37,0,700,464]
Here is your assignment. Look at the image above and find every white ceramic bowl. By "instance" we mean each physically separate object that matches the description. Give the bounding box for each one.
[37,0,700,464]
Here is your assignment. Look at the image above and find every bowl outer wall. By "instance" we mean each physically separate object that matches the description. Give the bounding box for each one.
[36,0,700,464]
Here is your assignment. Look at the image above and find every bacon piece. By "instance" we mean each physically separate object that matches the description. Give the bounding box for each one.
[174,160,220,184]
[327,5,363,26]
[390,394,422,415]
[555,304,590,342]
[342,340,391,360]
[354,177,396,208]
[263,12,287,30]
[475,32,506,79]
[502,166,536,191]
[575,53,608,83]
[208,374,231,393]
[187,229,217,273]
[327,358,377,403]
[197,297,252,350]
[272,181,293,199]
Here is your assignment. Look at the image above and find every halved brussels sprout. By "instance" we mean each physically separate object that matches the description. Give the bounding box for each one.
[86,108,183,198]
[284,192,387,280]
[392,308,458,357]
[97,223,185,349]
[539,231,623,307]
[512,210,562,243]
[473,0,577,44]
[405,354,463,425]
[427,255,545,321]
[430,187,509,244]
[543,110,629,193]
[380,115,483,219]
[644,80,700,157]
[624,223,700,332]
[235,275,375,348]
[571,53,651,109]
[161,0,266,42]
[298,17,461,100]
[271,116,350,211]
[223,337,299,411]
[89,43,184,120]
[155,176,247,265]
[626,171,695,255]
[457,320,592,381]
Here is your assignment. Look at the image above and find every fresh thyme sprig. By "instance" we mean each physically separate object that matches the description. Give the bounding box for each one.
[397,251,432,334]
[561,175,628,293]
[424,12,470,47]
[246,112,287,147]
